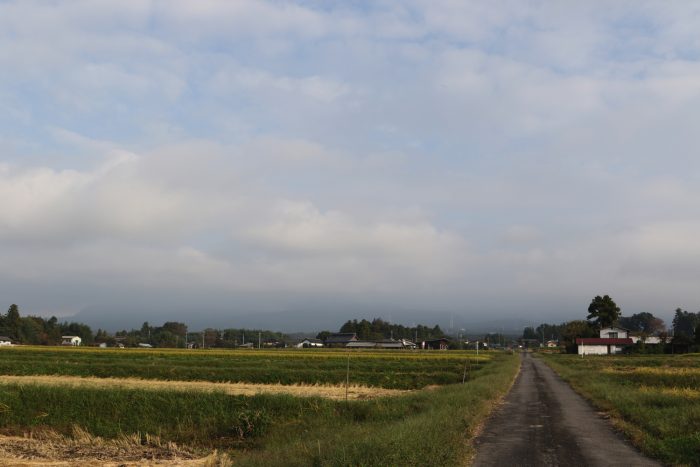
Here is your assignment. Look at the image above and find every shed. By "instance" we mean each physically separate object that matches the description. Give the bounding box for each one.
[421,338,449,350]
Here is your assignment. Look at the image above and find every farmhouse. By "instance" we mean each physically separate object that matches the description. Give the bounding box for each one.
[0,336,12,346]
[576,327,632,355]
[324,333,358,347]
[61,335,82,346]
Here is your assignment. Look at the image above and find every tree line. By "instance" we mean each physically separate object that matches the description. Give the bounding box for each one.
[330,318,445,341]
[0,304,95,345]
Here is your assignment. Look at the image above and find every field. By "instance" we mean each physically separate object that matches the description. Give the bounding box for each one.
[0,347,519,465]
[541,353,700,466]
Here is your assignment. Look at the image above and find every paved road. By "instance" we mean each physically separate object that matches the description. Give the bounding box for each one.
[472,353,660,467]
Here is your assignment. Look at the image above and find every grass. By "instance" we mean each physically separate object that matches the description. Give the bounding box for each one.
[0,349,520,465]
[0,346,492,389]
[540,353,700,466]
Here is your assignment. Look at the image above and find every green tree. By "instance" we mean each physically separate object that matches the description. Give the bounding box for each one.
[587,295,621,329]
[672,308,698,338]
[4,304,21,340]
[618,312,665,335]
[560,320,597,353]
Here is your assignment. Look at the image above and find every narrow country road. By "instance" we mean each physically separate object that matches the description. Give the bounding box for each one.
[472,353,660,467]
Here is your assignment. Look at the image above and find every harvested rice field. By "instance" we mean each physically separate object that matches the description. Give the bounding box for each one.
[0,347,520,465]
[0,375,406,400]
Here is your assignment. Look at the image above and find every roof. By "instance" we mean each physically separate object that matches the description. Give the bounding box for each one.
[346,341,377,348]
[0,336,11,341]
[576,338,633,345]
[62,335,80,339]
[302,338,323,343]
[325,333,357,343]
[601,326,630,332]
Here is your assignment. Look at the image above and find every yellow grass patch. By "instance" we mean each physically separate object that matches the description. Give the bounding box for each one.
[0,426,230,466]
[637,385,700,398]
[602,366,700,376]
[0,375,407,400]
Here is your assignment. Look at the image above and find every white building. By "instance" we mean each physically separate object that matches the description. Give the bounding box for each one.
[0,336,12,346]
[295,338,324,348]
[61,335,82,346]
[576,327,632,355]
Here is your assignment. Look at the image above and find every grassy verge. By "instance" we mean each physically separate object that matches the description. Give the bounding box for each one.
[0,352,519,465]
[540,353,700,466]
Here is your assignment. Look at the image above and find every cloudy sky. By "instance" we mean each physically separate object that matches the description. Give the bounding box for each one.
[2,1,700,330]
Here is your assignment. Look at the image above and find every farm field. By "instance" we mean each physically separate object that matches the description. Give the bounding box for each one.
[540,353,700,466]
[0,347,519,466]
[0,346,491,389]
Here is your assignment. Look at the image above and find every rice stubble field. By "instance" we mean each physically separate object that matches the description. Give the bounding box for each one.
[0,347,520,466]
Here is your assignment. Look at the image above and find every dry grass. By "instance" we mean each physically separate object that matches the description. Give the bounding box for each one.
[0,426,232,466]
[0,375,406,400]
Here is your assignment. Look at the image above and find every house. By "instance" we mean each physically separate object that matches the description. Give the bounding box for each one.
[421,338,449,350]
[576,327,634,355]
[61,335,82,346]
[295,338,324,348]
[0,336,12,346]
[324,333,358,347]
[599,326,629,339]
[546,340,559,348]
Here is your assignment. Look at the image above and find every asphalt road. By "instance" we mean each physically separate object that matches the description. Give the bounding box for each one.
[472,352,660,467]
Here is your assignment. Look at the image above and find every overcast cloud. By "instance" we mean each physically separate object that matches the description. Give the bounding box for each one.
[2,1,700,330]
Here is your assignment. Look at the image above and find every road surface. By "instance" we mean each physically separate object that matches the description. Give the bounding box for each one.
[472,353,660,467]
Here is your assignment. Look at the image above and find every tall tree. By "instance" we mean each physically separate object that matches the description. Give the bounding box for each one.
[587,295,621,329]
[5,304,21,339]
[672,308,699,338]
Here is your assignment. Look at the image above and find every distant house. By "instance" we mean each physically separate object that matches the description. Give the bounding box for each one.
[295,338,324,348]
[546,340,559,348]
[421,338,449,350]
[577,327,633,355]
[324,333,358,347]
[138,343,153,348]
[345,338,417,350]
[238,342,255,349]
[0,336,12,346]
[61,335,82,346]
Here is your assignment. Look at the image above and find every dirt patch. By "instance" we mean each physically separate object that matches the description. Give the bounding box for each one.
[0,427,231,466]
[0,375,406,400]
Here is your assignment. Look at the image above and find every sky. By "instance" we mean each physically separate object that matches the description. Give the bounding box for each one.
[2,0,700,331]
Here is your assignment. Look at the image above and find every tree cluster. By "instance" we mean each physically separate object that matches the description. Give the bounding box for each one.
[0,304,94,345]
[335,318,444,341]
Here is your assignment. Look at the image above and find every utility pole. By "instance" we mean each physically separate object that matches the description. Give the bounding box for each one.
[258,332,261,349]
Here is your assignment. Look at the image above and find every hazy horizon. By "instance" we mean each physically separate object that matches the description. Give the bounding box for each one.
[2,1,699,330]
